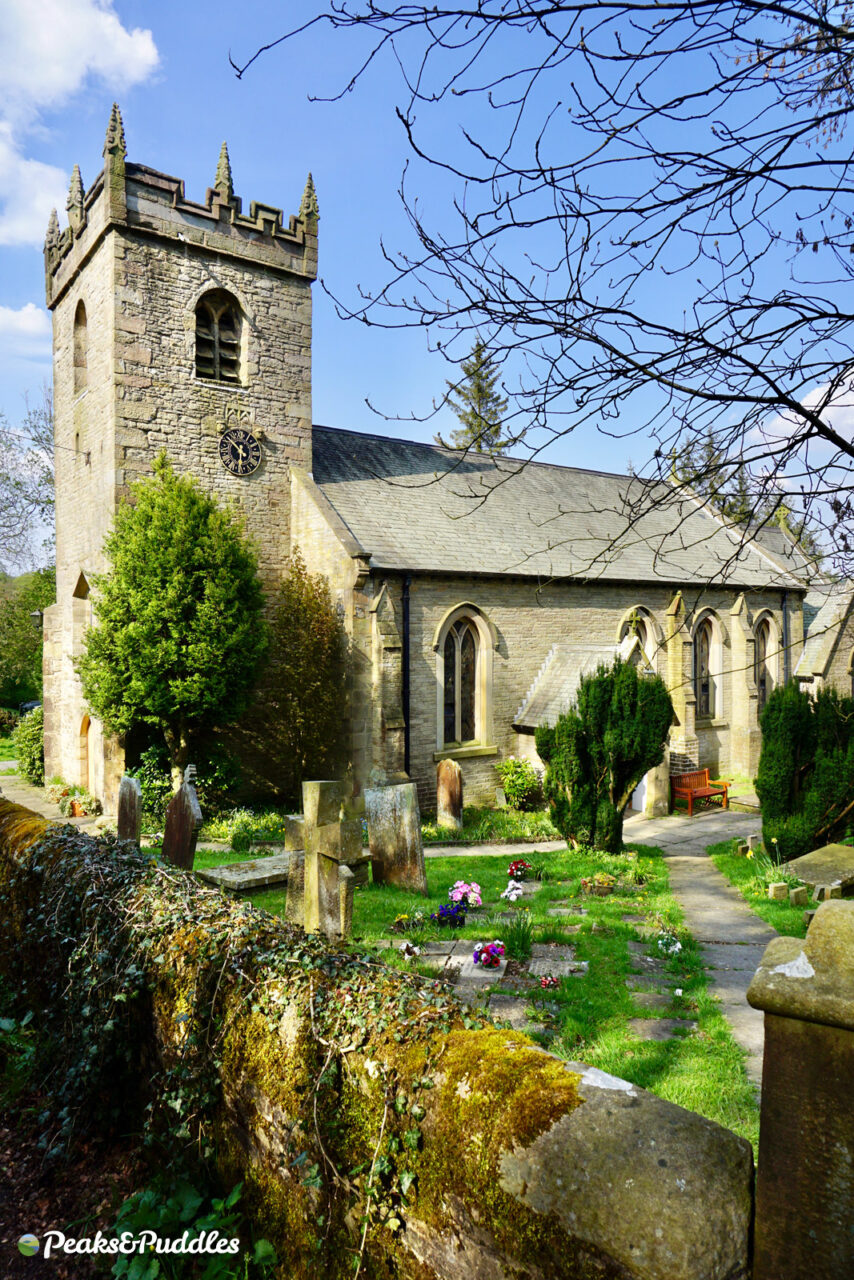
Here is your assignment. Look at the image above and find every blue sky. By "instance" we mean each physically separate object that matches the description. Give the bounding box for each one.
[0,0,656,475]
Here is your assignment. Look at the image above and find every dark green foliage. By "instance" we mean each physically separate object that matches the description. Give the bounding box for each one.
[757,682,854,861]
[77,456,266,786]
[0,565,55,706]
[437,339,513,454]
[129,743,242,824]
[536,659,673,854]
[232,549,347,806]
[14,705,44,786]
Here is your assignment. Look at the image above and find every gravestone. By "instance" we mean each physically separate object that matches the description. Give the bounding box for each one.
[117,775,142,844]
[285,851,306,926]
[436,759,463,831]
[161,764,203,870]
[785,843,854,897]
[302,780,371,940]
[364,782,427,894]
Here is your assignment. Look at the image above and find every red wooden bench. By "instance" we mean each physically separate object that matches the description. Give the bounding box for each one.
[670,769,729,817]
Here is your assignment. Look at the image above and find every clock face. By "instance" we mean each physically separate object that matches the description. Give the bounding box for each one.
[219,427,262,477]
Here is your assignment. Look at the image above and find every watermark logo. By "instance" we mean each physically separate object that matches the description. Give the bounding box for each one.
[17,1229,241,1259]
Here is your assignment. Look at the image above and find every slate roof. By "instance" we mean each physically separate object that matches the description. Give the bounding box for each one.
[311,427,806,588]
[514,636,638,730]
[795,582,854,679]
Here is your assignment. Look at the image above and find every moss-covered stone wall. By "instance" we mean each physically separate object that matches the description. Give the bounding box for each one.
[0,797,753,1280]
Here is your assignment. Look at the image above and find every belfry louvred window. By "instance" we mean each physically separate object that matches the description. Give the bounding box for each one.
[195,291,241,383]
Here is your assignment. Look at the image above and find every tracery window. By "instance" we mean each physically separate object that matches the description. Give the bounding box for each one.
[755,619,772,711]
[195,290,241,384]
[443,619,478,744]
[694,617,715,718]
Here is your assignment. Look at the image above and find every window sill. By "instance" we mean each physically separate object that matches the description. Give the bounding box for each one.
[695,718,728,729]
[433,744,498,762]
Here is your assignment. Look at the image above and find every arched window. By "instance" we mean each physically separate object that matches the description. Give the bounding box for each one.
[73,300,87,394]
[618,606,656,671]
[195,290,241,384]
[755,618,772,711]
[694,617,715,718]
[434,603,496,752]
[444,619,478,744]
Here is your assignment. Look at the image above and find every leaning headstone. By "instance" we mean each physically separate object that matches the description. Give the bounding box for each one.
[767,882,789,901]
[302,780,371,940]
[117,775,142,844]
[789,885,808,907]
[161,764,203,871]
[365,782,428,894]
[436,759,463,831]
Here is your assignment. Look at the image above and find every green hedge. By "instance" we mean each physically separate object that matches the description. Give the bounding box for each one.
[13,706,44,786]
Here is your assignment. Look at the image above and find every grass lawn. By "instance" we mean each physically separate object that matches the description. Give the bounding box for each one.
[193,840,760,1150]
[0,735,16,761]
[709,838,819,938]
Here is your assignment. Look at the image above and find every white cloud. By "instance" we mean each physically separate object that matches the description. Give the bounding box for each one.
[0,1,159,246]
[0,303,52,360]
[0,124,67,247]
[0,0,159,126]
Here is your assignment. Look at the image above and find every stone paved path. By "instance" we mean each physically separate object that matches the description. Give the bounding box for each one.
[624,807,770,1086]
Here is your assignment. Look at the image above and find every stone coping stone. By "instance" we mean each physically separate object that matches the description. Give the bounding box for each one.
[748,899,854,1030]
[785,843,854,894]
[196,851,293,891]
[628,1017,697,1042]
[528,957,588,978]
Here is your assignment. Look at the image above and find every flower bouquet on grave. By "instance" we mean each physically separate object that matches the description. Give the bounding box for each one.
[539,975,560,990]
[473,940,505,968]
[430,902,468,928]
[449,880,482,909]
[507,858,534,881]
[390,910,428,935]
[580,872,616,897]
[501,880,525,903]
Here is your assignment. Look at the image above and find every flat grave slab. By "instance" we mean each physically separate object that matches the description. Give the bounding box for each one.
[528,957,588,978]
[196,851,292,892]
[627,1017,697,1042]
[454,955,507,984]
[785,843,854,895]
[631,991,673,1011]
[547,907,587,918]
[626,973,677,991]
[530,943,577,961]
[487,994,543,1032]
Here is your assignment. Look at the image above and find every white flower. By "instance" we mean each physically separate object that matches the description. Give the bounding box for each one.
[675,988,683,996]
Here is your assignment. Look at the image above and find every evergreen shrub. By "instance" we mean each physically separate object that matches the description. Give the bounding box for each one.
[756,682,854,860]
[535,659,673,854]
[494,756,542,809]
[13,706,44,786]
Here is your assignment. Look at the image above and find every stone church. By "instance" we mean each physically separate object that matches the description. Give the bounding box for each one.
[41,107,854,815]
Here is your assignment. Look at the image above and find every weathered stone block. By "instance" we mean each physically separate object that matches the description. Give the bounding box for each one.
[748,902,854,1280]
[117,774,142,844]
[364,782,427,894]
[788,885,808,906]
[284,851,305,927]
[303,779,349,829]
[767,882,788,901]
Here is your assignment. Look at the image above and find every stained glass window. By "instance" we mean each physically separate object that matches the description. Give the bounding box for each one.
[756,620,770,711]
[694,619,714,718]
[442,618,480,744]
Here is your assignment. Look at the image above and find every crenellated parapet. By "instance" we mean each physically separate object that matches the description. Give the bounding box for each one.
[44,104,318,309]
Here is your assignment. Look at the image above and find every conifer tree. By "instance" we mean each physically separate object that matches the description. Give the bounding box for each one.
[77,456,266,789]
[437,339,512,453]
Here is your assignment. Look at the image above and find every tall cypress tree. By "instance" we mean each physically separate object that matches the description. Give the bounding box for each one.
[437,339,512,453]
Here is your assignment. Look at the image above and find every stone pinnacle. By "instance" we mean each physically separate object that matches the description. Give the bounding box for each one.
[215,141,234,201]
[103,102,126,158]
[44,207,60,250]
[66,165,84,213]
[299,172,319,222]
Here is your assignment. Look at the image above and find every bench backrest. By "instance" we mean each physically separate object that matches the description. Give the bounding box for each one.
[671,769,710,790]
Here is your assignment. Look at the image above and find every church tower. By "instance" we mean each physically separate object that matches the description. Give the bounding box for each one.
[42,106,318,805]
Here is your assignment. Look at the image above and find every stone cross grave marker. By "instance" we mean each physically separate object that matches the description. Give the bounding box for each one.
[117,775,142,844]
[161,764,203,870]
[365,781,427,894]
[436,758,463,831]
[301,779,371,941]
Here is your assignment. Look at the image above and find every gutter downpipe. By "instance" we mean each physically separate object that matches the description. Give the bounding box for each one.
[403,574,412,776]
[781,590,790,683]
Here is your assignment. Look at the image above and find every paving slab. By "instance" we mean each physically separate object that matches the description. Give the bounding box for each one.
[547,907,587,918]
[627,1017,697,1042]
[626,973,677,991]
[530,943,578,961]
[631,991,673,1011]
[453,955,507,983]
[196,851,292,891]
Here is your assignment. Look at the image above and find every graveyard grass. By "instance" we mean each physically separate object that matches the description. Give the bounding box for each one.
[709,838,818,938]
[196,842,760,1151]
[0,736,15,761]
